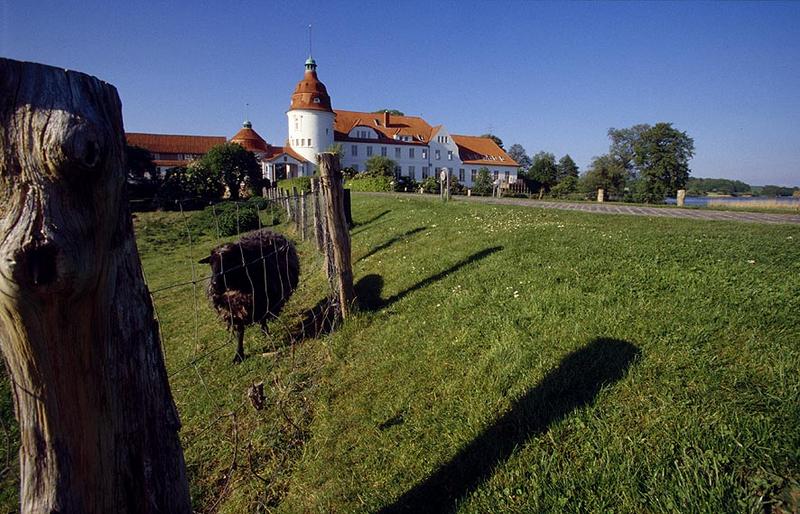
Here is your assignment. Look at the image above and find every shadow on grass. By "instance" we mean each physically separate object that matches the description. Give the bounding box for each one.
[287,295,340,341]
[355,246,503,312]
[351,210,392,234]
[356,226,427,264]
[378,337,641,513]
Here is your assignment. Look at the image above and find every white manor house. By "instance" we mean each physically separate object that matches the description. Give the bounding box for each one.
[129,57,519,187]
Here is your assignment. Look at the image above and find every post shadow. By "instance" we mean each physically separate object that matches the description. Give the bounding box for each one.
[355,246,503,312]
[356,226,427,264]
[378,337,641,513]
[351,209,392,234]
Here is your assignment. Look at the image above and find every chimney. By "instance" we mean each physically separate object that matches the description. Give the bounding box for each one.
[383,111,390,127]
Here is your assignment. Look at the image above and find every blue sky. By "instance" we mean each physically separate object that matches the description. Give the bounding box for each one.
[3,1,799,186]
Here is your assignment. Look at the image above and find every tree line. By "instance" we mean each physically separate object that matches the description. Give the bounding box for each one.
[505,122,696,203]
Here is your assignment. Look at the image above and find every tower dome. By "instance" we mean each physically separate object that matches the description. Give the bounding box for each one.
[289,56,333,112]
[230,120,269,153]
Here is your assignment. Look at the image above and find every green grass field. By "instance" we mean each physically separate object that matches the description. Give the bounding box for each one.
[2,193,799,513]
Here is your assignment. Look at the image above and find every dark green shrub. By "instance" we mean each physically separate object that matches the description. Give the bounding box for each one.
[421,176,439,194]
[471,168,494,196]
[247,195,269,210]
[205,202,260,236]
[154,165,223,210]
[394,175,418,192]
[345,176,393,192]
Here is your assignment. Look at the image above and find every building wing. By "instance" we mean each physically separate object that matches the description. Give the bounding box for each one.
[451,134,519,167]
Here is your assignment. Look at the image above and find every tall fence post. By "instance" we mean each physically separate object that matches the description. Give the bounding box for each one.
[291,186,298,232]
[597,188,605,203]
[0,57,190,513]
[311,178,324,252]
[318,153,356,318]
[300,190,307,241]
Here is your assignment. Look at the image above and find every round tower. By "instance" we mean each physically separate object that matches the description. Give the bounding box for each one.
[286,57,335,166]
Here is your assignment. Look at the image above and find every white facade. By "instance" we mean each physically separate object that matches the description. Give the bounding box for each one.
[338,136,518,187]
[286,109,335,164]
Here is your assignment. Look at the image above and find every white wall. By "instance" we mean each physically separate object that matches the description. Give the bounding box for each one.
[286,109,335,164]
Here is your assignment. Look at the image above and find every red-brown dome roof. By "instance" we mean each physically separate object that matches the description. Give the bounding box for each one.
[289,58,333,112]
[230,121,269,153]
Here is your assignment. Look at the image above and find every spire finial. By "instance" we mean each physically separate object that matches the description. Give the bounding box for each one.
[308,24,312,58]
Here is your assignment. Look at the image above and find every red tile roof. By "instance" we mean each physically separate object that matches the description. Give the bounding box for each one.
[451,134,519,167]
[333,110,435,145]
[230,125,269,153]
[264,146,309,163]
[290,70,333,112]
[126,133,226,155]
[152,159,189,168]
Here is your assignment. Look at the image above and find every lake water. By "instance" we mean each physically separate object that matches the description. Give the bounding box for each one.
[664,196,800,206]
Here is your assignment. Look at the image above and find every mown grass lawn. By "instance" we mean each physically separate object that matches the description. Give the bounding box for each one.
[2,193,799,513]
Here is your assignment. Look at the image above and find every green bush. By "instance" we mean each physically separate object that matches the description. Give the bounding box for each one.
[345,175,394,192]
[277,176,312,193]
[247,195,269,210]
[394,175,418,192]
[203,201,260,236]
[154,165,223,210]
[421,176,439,194]
[471,168,493,196]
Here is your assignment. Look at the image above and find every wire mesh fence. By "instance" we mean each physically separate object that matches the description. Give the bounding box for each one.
[132,161,353,512]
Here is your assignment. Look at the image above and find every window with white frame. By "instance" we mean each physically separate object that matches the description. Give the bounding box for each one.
[504,171,509,180]
[459,168,465,181]
[471,169,477,182]
[422,149,428,159]
[493,170,498,179]
[447,150,453,161]
[395,147,401,158]
[435,149,441,160]
[381,146,387,157]
[351,145,358,156]
[394,165,401,176]
[422,166,429,178]
[409,165,415,179]
[409,148,415,159]
[367,146,373,157]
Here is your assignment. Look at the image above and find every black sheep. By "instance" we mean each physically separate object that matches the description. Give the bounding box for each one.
[200,229,300,362]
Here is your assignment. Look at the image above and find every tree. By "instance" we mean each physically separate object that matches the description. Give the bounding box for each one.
[364,155,397,178]
[507,143,531,171]
[472,167,493,195]
[556,154,579,182]
[528,151,558,197]
[373,109,405,116]
[125,144,156,180]
[480,133,504,149]
[551,175,578,198]
[633,123,695,202]
[199,142,261,200]
[581,154,627,197]
[607,124,650,178]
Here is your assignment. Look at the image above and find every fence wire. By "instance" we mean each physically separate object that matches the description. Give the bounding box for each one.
[135,182,344,512]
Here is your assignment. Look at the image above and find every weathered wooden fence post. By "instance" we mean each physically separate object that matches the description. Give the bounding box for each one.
[300,190,307,241]
[597,188,605,203]
[311,178,324,252]
[318,153,356,318]
[292,186,300,233]
[0,58,190,513]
